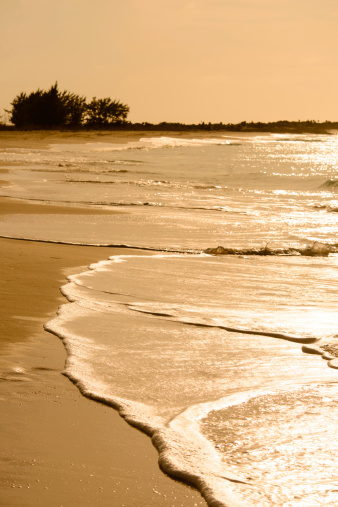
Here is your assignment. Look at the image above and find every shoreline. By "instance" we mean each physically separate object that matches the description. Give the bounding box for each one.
[0,130,163,149]
[2,128,337,506]
[0,129,243,149]
[0,204,206,505]
[1,123,337,139]
[0,127,318,151]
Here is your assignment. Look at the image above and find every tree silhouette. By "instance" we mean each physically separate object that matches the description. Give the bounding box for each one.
[10,89,44,128]
[85,98,129,127]
[61,90,87,127]
[7,83,129,128]
[37,84,67,127]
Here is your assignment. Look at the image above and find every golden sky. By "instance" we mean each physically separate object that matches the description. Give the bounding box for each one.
[1,0,338,123]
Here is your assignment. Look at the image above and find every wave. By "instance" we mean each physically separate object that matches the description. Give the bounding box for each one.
[45,302,338,506]
[319,179,338,190]
[52,137,233,154]
[269,134,329,143]
[64,177,228,192]
[279,138,326,143]
[302,340,338,369]
[129,303,318,345]
[64,178,233,195]
[32,161,144,173]
[65,178,172,186]
[312,203,338,213]
[50,142,149,153]
[204,241,336,256]
[192,184,223,190]
[56,160,141,167]
[130,296,338,367]
[41,168,131,175]
[81,136,235,152]
[139,136,232,148]
[1,225,337,257]
[199,383,338,505]
[45,307,248,507]
[0,193,249,215]
[44,250,338,506]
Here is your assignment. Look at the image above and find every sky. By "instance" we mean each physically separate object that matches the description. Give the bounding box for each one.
[1,0,338,124]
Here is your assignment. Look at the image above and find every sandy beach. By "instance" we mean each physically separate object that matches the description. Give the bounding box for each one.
[2,129,338,506]
[0,128,237,151]
[0,131,206,506]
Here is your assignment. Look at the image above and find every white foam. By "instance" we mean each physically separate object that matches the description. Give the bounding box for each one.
[5,132,338,505]
[44,251,338,505]
[139,136,231,148]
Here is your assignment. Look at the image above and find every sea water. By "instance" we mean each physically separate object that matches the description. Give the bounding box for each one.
[1,133,338,505]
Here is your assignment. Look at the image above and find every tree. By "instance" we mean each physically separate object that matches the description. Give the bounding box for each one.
[9,84,66,127]
[7,83,127,128]
[85,97,129,127]
[8,83,86,128]
[10,89,44,128]
[60,90,86,127]
[36,83,67,127]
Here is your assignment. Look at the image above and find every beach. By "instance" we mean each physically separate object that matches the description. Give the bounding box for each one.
[0,132,207,506]
[1,129,337,506]
[0,129,237,150]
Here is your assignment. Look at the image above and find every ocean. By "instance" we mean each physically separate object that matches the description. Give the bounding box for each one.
[1,132,338,505]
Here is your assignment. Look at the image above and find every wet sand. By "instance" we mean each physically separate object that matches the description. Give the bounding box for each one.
[0,196,126,217]
[0,134,206,506]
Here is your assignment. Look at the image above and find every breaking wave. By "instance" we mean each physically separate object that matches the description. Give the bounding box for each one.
[139,136,233,148]
[319,179,338,190]
[204,241,336,257]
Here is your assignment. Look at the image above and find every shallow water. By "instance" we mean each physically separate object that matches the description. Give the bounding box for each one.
[1,133,338,505]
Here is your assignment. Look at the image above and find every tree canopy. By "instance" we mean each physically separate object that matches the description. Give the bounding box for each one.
[7,83,129,128]
[86,97,129,127]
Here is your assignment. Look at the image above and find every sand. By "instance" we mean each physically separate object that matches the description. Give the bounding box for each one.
[0,128,225,150]
[0,131,207,506]
[0,196,126,217]
[0,130,154,149]
[0,128,257,152]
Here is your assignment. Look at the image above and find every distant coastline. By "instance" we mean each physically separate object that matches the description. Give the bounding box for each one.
[1,120,337,135]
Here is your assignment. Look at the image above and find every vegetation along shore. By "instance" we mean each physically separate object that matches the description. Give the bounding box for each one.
[2,83,338,134]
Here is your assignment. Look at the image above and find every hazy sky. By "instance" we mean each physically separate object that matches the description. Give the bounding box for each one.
[1,0,338,124]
